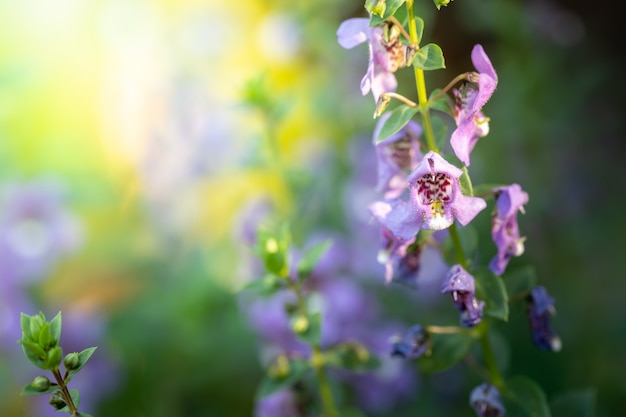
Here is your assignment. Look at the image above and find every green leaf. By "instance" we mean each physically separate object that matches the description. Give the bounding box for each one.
[19,339,47,369]
[504,375,552,417]
[376,105,419,142]
[503,265,537,296]
[21,383,58,396]
[297,239,332,281]
[550,389,596,417]
[240,274,283,296]
[430,109,456,152]
[49,311,62,346]
[66,347,98,382]
[37,323,53,350]
[441,223,478,266]
[293,312,321,345]
[412,43,445,70]
[428,89,453,113]
[473,267,509,322]
[459,166,474,197]
[44,345,63,370]
[20,312,33,341]
[325,342,381,372]
[257,358,310,398]
[369,0,407,26]
[418,332,475,373]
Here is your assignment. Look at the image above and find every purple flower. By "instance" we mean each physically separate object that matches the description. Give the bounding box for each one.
[390,324,429,359]
[373,113,423,198]
[337,18,406,101]
[450,44,498,166]
[527,286,562,352]
[441,265,485,327]
[369,151,486,239]
[489,184,529,275]
[255,389,303,417]
[0,178,83,283]
[469,383,505,417]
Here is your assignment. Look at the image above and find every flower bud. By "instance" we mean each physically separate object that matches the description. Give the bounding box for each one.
[268,354,290,380]
[45,346,63,370]
[405,43,419,66]
[365,0,386,17]
[31,376,51,391]
[291,315,309,334]
[64,352,80,370]
[49,390,66,410]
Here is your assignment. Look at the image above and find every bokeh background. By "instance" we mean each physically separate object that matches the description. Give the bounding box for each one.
[0,0,624,416]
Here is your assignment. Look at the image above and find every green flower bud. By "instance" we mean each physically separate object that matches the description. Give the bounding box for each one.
[373,94,391,118]
[365,0,386,17]
[31,376,51,391]
[64,352,80,370]
[45,346,63,370]
[291,315,309,334]
[49,390,66,410]
[268,354,290,380]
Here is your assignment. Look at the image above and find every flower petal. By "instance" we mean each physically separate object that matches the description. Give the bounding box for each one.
[336,18,370,49]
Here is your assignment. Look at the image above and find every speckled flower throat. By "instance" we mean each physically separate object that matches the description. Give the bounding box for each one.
[415,172,453,207]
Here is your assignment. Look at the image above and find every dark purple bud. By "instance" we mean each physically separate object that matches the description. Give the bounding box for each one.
[469,383,505,417]
[390,325,429,359]
[442,265,485,327]
[527,286,562,352]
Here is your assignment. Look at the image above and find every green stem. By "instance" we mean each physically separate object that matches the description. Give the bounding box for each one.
[406,0,438,153]
[312,346,340,417]
[288,282,339,417]
[448,223,467,268]
[52,369,79,416]
[478,322,505,388]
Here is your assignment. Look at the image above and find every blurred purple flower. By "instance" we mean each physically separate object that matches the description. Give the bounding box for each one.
[450,44,498,166]
[489,184,529,275]
[373,113,422,198]
[469,383,505,417]
[0,178,83,284]
[390,324,429,359]
[255,389,304,417]
[337,18,406,101]
[527,286,562,352]
[369,151,486,239]
[441,265,485,327]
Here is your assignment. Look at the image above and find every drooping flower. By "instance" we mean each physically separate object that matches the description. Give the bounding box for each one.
[390,324,429,359]
[489,183,529,275]
[469,383,505,417]
[337,18,407,101]
[369,151,486,240]
[527,286,562,352]
[441,265,485,327]
[373,112,423,198]
[450,44,498,166]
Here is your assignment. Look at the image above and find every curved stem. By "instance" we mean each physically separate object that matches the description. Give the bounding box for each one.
[406,0,438,153]
[52,369,79,416]
[428,72,470,105]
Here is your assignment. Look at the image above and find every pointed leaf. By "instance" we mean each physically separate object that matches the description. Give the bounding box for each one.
[21,383,58,396]
[418,332,476,373]
[473,267,509,321]
[504,375,552,417]
[297,239,332,281]
[49,311,62,346]
[412,43,445,70]
[550,389,596,417]
[376,105,419,142]
[19,339,47,369]
[20,313,33,341]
